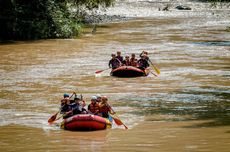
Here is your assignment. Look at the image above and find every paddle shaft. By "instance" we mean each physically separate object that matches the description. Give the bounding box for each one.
[150,71,158,77]
[107,103,128,129]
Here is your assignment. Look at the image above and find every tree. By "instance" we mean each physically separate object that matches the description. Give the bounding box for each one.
[0,0,115,40]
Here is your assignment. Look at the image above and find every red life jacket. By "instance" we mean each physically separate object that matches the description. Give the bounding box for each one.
[122,60,130,66]
[130,58,137,66]
[99,105,110,113]
[88,103,99,113]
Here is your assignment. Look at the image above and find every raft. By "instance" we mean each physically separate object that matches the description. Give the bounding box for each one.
[60,114,112,131]
[110,66,150,77]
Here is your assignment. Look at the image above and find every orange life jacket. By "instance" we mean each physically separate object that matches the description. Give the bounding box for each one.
[88,103,99,113]
[99,105,110,113]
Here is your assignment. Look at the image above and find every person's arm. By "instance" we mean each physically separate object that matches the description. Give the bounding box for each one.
[87,105,93,114]
[106,103,116,114]
[146,59,150,67]
[87,104,90,110]
[140,52,144,58]
[108,60,112,68]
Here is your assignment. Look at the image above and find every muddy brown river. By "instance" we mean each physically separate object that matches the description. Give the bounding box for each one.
[0,1,230,151]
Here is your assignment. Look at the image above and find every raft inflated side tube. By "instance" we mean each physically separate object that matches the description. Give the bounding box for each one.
[111,66,149,77]
[61,114,112,131]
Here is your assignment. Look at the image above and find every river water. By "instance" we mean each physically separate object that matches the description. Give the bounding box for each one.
[0,0,230,152]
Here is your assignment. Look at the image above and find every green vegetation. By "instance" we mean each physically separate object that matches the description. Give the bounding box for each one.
[0,0,115,40]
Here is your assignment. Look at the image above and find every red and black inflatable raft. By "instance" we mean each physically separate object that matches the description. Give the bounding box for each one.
[60,114,112,131]
[110,66,150,77]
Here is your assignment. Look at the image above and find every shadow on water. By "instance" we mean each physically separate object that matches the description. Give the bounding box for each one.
[117,87,230,128]
[193,41,230,46]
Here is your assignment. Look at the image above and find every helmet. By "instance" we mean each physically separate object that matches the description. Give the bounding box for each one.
[96,94,102,98]
[101,96,108,101]
[91,96,97,100]
[63,93,69,98]
[74,97,80,101]
[111,53,116,57]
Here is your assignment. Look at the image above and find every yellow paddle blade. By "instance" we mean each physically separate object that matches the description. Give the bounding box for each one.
[152,65,160,75]
[148,60,160,75]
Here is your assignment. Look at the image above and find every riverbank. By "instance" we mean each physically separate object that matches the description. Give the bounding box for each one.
[85,0,230,25]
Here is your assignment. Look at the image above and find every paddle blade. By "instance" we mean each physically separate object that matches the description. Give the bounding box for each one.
[95,70,103,74]
[48,113,58,123]
[111,114,128,129]
[113,117,123,126]
[153,66,160,75]
[95,68,110,74]
[149,60,160,75]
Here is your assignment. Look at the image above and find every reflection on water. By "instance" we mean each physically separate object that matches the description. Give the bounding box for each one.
[1,2,230,151]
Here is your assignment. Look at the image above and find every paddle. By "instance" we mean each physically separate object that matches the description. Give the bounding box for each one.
[148,59,160,75]
[107,103,128,129]
[95,68,111,74]
[48,110,60,123]
[150,71,158,77]
[48,92,76,124]
[110,113,128,129]
[48,112,67,124]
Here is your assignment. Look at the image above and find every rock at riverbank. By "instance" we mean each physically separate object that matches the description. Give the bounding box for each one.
[175,5,192,10]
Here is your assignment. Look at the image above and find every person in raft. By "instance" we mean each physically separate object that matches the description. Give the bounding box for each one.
[116,51,123,62]
[137,53,149,70]
[122,55,131,66]
[70,96,87,115]
[60,93,72,118]
[96,94,102,103]
[139,51,149,61]
[99,96,115,118]
[109,53,121,69]
[88,96,100,115]
[130,53,138,67]
[60,93,87,118]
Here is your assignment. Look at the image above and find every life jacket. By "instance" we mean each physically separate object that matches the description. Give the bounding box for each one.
[130,58,137,66]
[71,103,82,113]
[122,60,130,66]
[109,58,121,69]
[99,104,110,113]
[116,56,123,62]
[99,105,110,118]
[60,103,71,113]
[137,58,149,68]
[88,102,100,113]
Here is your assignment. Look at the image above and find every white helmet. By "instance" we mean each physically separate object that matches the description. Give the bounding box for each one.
[91,96,97,100]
